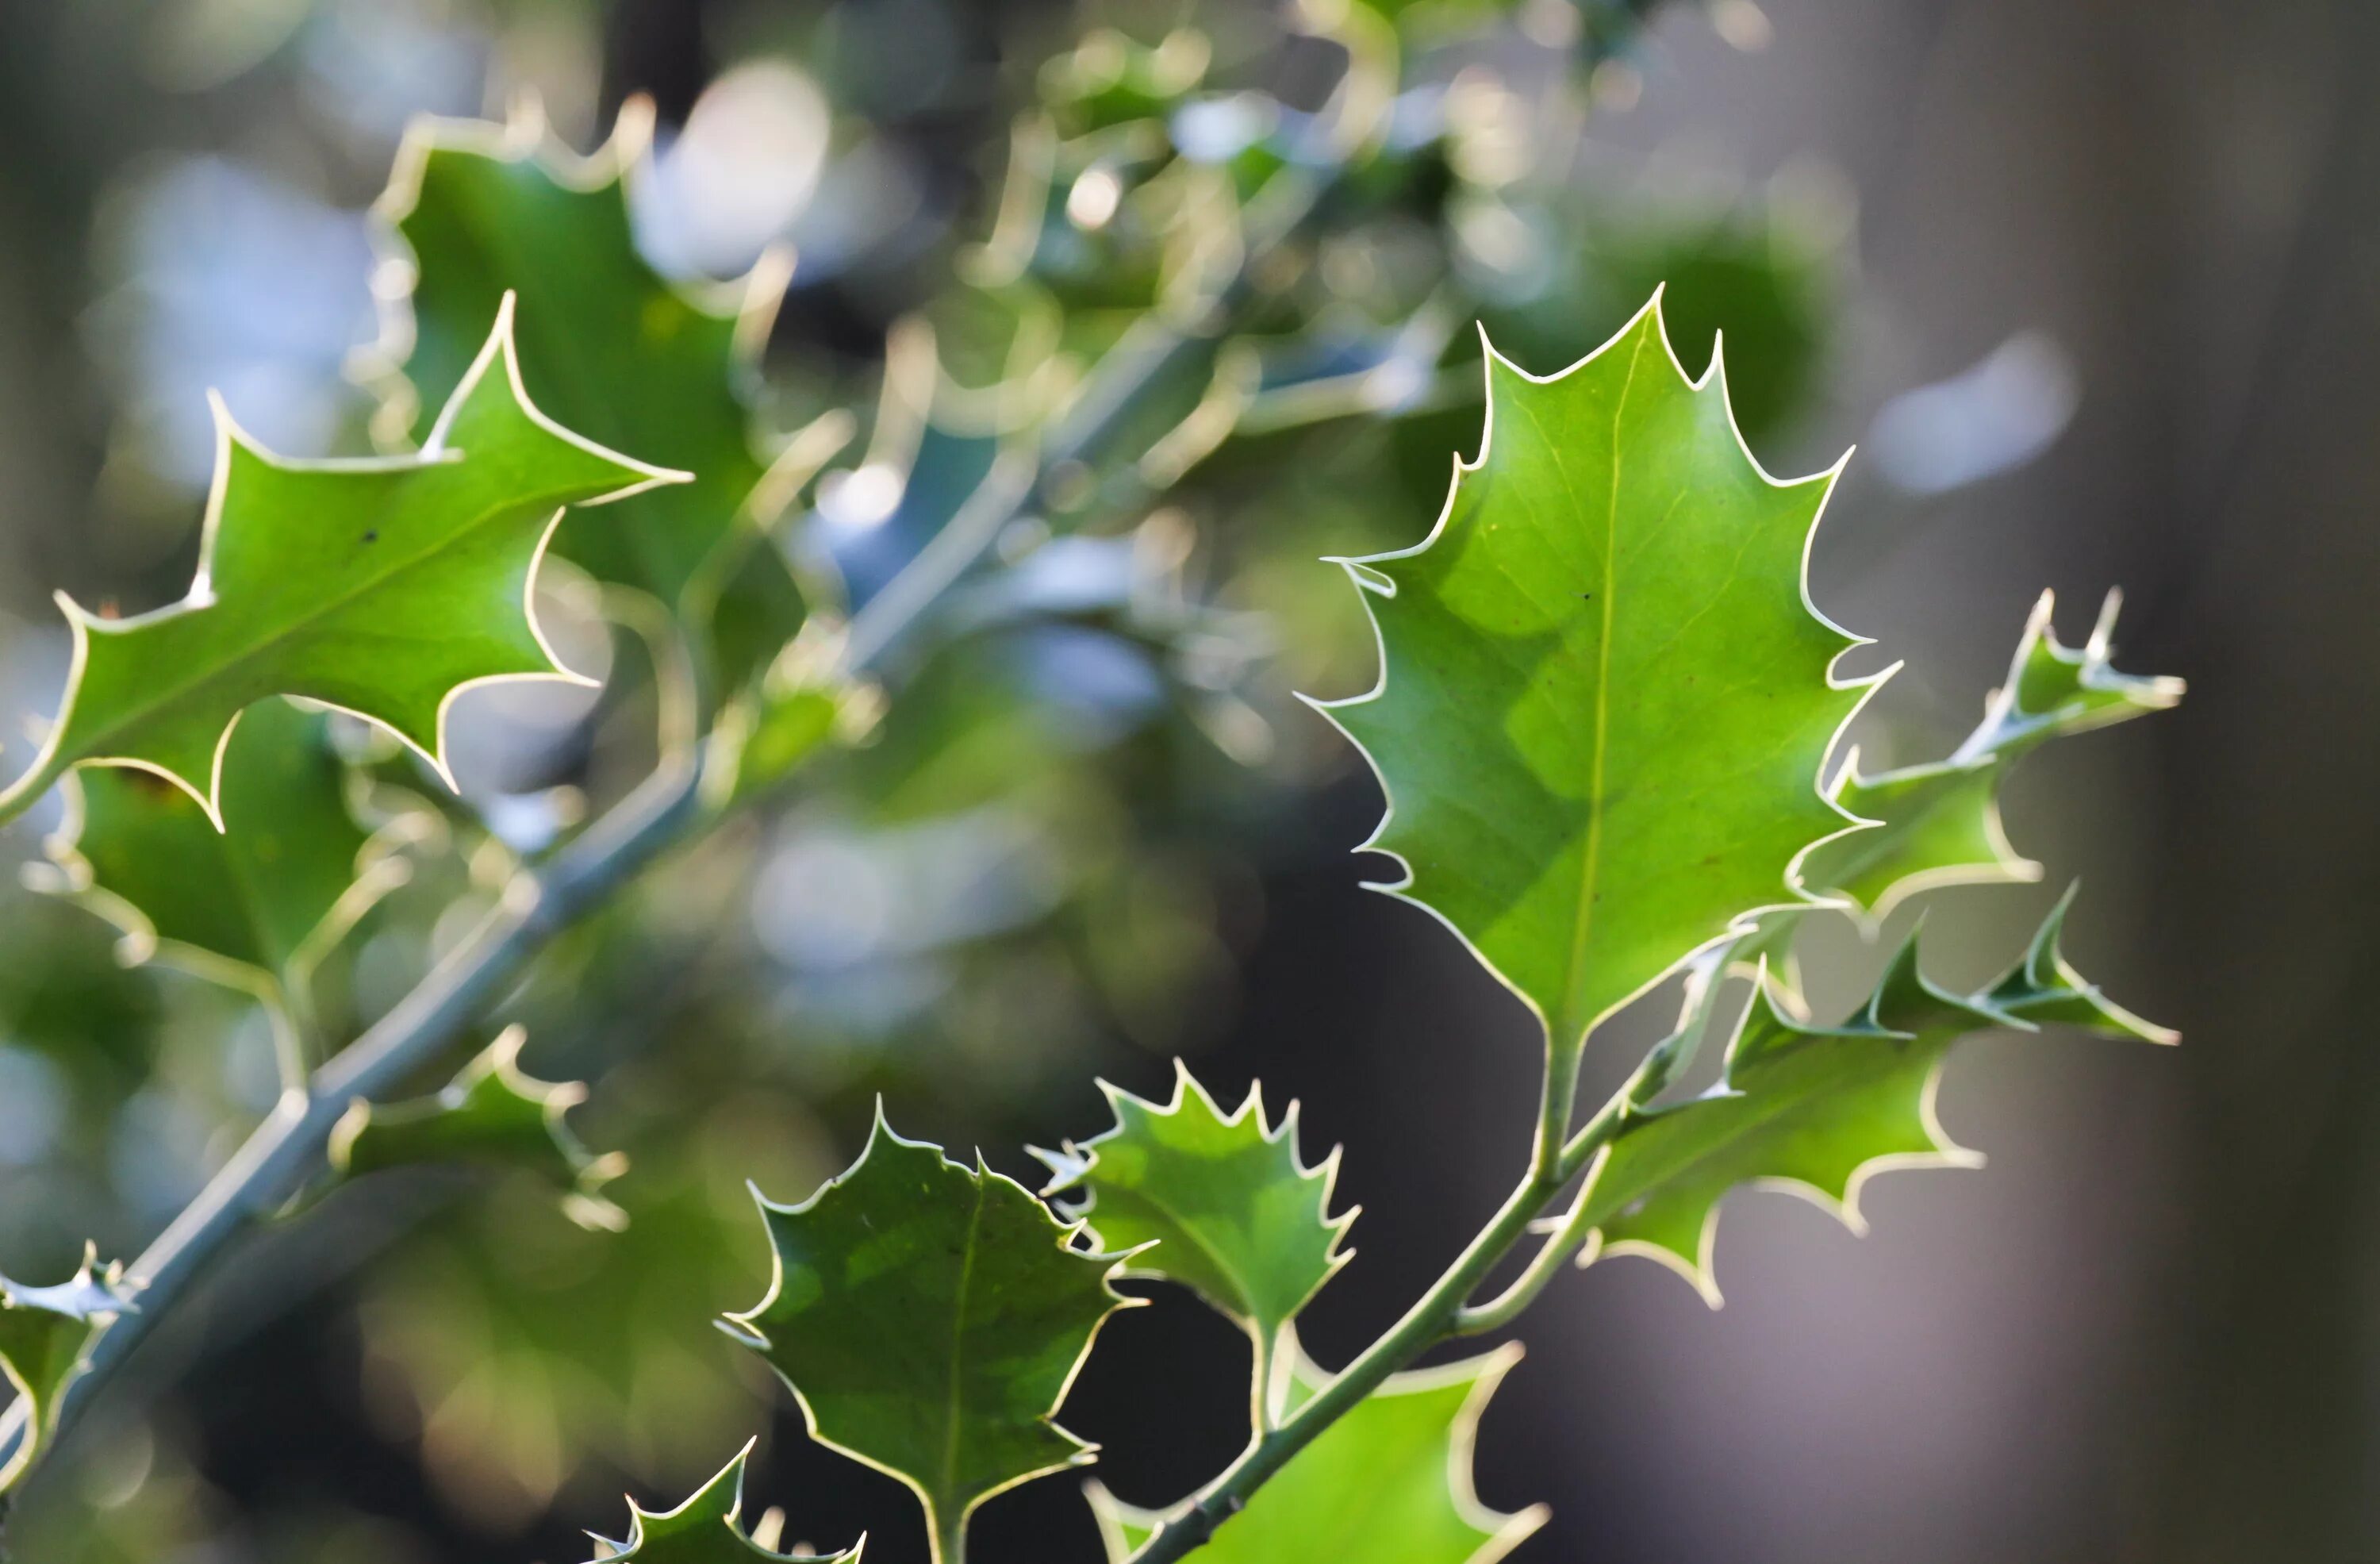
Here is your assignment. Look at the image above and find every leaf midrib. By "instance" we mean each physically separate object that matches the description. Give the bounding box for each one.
[75,483,538,767]
[1556,325,1652,1044]
[938,1172,988,1520]
[1104,1157,1284,1328]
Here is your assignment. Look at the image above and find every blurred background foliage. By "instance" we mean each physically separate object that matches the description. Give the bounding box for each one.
[0,0,2362,1560]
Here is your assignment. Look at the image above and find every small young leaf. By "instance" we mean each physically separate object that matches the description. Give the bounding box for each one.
[368,102,808,668]
[330,1025,628,1232]
[583,1439,861,1562]
[1570,904,2170,1305]
[1803,589,2182,920]
[1035,1063,1353,1348]
[1315,292,1879,1061]
[1088,1340,1545,1564]
[722,1110,1135,1560]
[0,298,681,828]
[31,697,415,995]
[0,1244,140,1492]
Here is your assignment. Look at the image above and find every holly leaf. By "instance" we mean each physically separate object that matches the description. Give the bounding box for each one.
[0,1244,140,1492]
[1034,1063,1353,1351]
[1315,292,1879,1061]
[367,102,808,677]
[1088,1339,1544,1564]
[1987,882,2178,1042]
[722,1110,1135,1557]
[329,1025,628,1232]
[1804,590,2183,919]
[30,697,416,998]
[584,1439,862,1562]
[1570,904,2171,1305]
[0,299,681,829]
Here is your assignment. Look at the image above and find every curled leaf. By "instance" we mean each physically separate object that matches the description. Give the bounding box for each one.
[1806,589,2183,920]
[1568,897,2170,1305]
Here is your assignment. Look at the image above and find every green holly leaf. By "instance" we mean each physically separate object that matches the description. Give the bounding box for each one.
[1034,1063,1353,1351]
[722,1110,1135,1562]
[0,1244,140,1493]
[1987,882,2178,1043]
[367,102,808,674]
[1088,1339,1544,1564]
[1804,589,2183,920]
[329,1025,628,1232]
[1315,292,1879,1060]
[1570,904,2170,1305]
[0,300,681,831]
[584,1439,862,1562]
[30,697,416,1001]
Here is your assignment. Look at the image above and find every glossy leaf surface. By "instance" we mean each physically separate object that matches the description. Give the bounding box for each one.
[1036,1063,1350,1346]
[0,302,677,828]
[1319,293,1875,1059]
[724,1112,1132,1555]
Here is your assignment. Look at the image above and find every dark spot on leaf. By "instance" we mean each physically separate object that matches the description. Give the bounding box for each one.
[362,530,378,544]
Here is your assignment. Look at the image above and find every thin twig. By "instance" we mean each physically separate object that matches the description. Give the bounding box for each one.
[1124,1077,1635,1564]
[0,754,704,1470]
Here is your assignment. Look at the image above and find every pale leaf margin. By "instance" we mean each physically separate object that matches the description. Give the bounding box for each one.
[1300,286,1895,1055]
[1568,952,1993,1310]
[0,294,689,829]
[1824,586,2186,929]
[354,93,815,536]
[25,738,433,990]
[1035,1058,1360,1334]
[717,1103,1149,1539]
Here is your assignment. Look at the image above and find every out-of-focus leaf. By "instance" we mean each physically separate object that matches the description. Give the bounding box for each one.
[0,302,678,829]
[31,698,416,997]
[1040,29,1211,136]
[1568,906,2171,1305]
[367,102,808,682]
[705,624,883,809]
[330,1025,628,1232]
[723,1110,1134,1557]
[1088,1339,1544,1564]
[1805,590,2184,920]
[0,1244,140,1492]
[1035,1063,1351,1349]
[1316,292,1878,1063]
[584,1439,860,1561]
